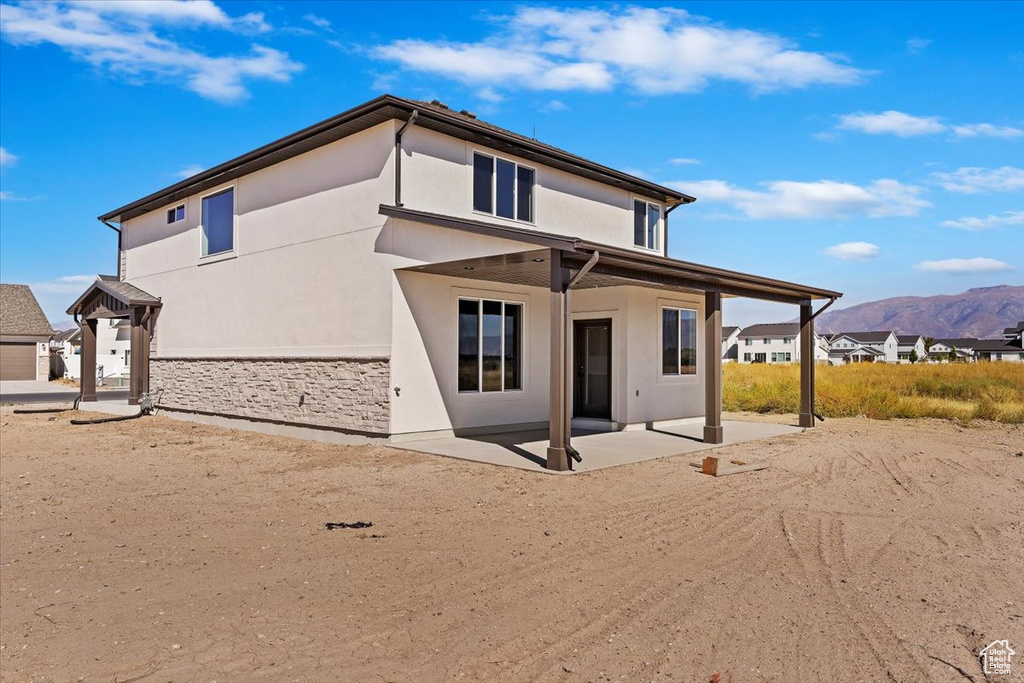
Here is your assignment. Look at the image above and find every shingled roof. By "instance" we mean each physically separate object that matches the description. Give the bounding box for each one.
[834,331,894,344]
[0,283,54,337]
[737,323,801,337]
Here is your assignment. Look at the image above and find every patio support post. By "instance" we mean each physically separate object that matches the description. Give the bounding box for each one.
[139,310,152,398]
[799,302,816,428]
[703,291,724,444]
[80,318,97,403]
[129,310,142,405]
[547,249,570,471]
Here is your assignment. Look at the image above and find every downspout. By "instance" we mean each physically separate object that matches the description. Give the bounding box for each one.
[562,250,600,465]
[394,110,419,207]
[809,296,838,321]
[664,202,682,255]
[100,218,121,280]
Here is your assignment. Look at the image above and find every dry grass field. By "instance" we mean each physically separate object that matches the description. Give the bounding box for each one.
[724,361,1024,423]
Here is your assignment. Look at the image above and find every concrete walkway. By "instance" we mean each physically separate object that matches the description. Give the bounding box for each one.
[389,419,805,473]
[0,381,128,406]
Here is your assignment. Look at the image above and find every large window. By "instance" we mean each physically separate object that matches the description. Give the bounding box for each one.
[458,298,523,392]
[473,153,534,222]
[662,307,697,375]
[633,199,661,250]
[201,188,234,256]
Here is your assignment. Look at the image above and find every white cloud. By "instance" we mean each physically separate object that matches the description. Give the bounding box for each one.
[541,99,568,113]
[476,86,503,104]
[837,111,945,137]
[0,146,16,167]
[303,13,332,31]
[913,257,1014,274]
[906,37,931,55]
[951,123,1024,139]
[669,157,701,165]
[930,166,1024,194]
[372,6,868,96]
[941,211,1024,231]
[29,275,98,321]
[825,242,880,260]
[670,177,930,219]
[173,164,205,179]
[0,1,301,103]
[832,110,1022,140]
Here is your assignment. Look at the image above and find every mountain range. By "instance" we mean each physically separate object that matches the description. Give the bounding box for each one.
[811,285,1024,340]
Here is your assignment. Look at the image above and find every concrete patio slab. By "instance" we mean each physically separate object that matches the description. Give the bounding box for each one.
[388,419,805,473]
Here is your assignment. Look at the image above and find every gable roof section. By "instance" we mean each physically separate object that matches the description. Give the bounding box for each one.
[0,283,53,337]
[973,338,1023,352]
[835,331,895,343]
[99,94,693,224]
[936,338,978,349]
[67,277,161,317]
[52,327,80,344]
[737,323,801,337]
[896,335,922,344]
[722,326,740,339]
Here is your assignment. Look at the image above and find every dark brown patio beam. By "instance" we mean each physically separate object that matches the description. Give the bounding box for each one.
[547,249,571,471]
[704,291,723,444]
[799,303,816,428]
[80,319,97,403]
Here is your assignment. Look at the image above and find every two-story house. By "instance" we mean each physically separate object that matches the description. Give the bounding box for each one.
[735,323,817,364]
[928,338,977,362]
[826,331,898,364]
[721,326,740,363]
[67,95,840,470]
[896,335,927,363]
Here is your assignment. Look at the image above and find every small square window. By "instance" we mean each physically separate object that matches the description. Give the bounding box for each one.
[167,204,185,224]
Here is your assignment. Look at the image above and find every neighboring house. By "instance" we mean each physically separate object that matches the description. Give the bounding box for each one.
[826,331,899,363]
[1002,321,1024,343]
[737,323,806,364]
[828,345,885,364]
[721,325,740,363]
[930,338,978,362]
[67,94,840,470]
[973,337,1024,362]
[51,315,133,380]
[896,335,927,363]
[0,283,53,381]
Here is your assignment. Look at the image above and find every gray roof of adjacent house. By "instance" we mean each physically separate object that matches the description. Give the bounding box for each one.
[896,335,922,344]
[973,338,1023,352]
[829,346,884,357]
[99,94,694,224]
[1003,322,1024,335]
[52,327,80,344]
[833,331,894,343]
[737,323,800,337]
[935,338,979,349]
[0,284,54,337]
[722,326,739,340]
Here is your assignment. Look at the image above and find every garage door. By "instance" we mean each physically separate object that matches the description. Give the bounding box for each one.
[0,342,37,380]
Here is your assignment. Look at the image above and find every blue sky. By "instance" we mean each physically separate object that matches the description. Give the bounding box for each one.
[1,1,1022,326]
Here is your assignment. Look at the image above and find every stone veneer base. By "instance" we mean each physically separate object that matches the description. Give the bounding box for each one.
[150,356,390,435]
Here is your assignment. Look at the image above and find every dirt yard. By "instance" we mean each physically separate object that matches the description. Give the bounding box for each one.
[1,409,1021,682]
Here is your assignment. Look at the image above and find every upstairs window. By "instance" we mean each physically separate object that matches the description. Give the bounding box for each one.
[473,153,534,222]
[201,188,234,256]
[662,307,697,376]
[633,200,661,250]
[166,204,185,224]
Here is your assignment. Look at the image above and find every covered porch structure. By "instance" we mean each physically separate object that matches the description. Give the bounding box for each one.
[66,277,162,406]
[385,205,841,472]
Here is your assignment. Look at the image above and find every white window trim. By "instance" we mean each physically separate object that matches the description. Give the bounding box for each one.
[198,183,238,261]
[456,295,526,395]
[166,203,186,225]
[471,150,536,225]
[632,197,664,253]
[660,304,699,379]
